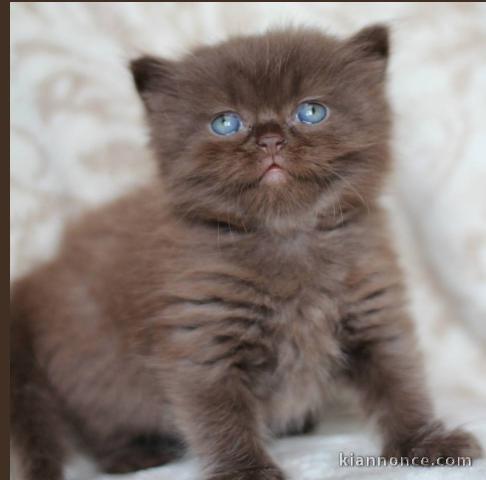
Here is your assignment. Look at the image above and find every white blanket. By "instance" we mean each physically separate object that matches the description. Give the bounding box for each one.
[10,3,486,479]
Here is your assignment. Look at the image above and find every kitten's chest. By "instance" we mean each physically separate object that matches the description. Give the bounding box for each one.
[178,230,347,432]
[263,286,343,434]
[237,232,346,432]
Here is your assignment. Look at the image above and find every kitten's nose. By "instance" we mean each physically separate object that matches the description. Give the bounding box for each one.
[257,134,286,154]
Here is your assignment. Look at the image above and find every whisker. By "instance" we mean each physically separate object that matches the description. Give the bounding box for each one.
[325,166,370,214]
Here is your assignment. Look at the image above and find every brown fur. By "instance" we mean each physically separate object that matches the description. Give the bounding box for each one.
[10,25,482,480]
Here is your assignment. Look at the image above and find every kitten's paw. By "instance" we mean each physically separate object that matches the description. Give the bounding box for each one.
[383,422,483,465]
[208,466,286,480]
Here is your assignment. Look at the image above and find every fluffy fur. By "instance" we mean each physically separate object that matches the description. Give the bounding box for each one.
[10,25,482,480]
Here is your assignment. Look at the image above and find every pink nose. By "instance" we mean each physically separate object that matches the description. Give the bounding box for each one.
[257,134,286,153]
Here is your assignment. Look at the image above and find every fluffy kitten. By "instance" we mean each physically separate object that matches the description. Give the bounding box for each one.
[11,25,482,480]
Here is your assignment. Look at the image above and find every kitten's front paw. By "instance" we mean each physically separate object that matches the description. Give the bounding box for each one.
[384,422,483,465]
[208,466,286,480]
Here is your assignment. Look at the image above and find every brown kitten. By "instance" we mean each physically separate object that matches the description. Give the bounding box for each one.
[11,25,482,480]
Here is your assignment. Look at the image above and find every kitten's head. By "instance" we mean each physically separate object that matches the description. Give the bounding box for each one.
[131,25,391,230]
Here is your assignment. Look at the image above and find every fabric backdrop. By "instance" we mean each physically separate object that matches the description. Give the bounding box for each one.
[10,3,486,480]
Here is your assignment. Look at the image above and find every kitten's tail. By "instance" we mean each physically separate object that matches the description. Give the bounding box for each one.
[10,291,66,480]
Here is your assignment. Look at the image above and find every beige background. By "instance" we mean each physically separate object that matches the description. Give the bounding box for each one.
[10,3,486,480]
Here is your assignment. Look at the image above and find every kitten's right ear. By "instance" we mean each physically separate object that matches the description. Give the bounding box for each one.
[342,24,389,83]
[129,56,177,110]
[345,24,389,67]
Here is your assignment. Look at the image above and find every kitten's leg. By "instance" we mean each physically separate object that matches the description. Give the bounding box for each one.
[167,367,285,480]
[11,316,67,480]
[341,301,482,463]
[91,432,185,474]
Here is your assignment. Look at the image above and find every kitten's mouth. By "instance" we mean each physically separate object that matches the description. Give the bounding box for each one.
[260,161,288,186]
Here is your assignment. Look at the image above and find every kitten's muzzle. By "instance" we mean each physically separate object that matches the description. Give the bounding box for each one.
[259,154,288,185]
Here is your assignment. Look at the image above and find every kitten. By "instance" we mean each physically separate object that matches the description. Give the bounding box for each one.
[11,25,482,480]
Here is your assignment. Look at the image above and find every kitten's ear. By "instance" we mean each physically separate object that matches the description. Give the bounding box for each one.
[346,24,389,63]
[129,55,177,110]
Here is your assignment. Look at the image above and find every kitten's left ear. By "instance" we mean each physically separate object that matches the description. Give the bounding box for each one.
[129,55,177,112]
[346,24,389,63]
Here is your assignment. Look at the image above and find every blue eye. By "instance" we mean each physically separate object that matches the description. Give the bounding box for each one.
[210,112,242,136]
[296,102,328,125]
